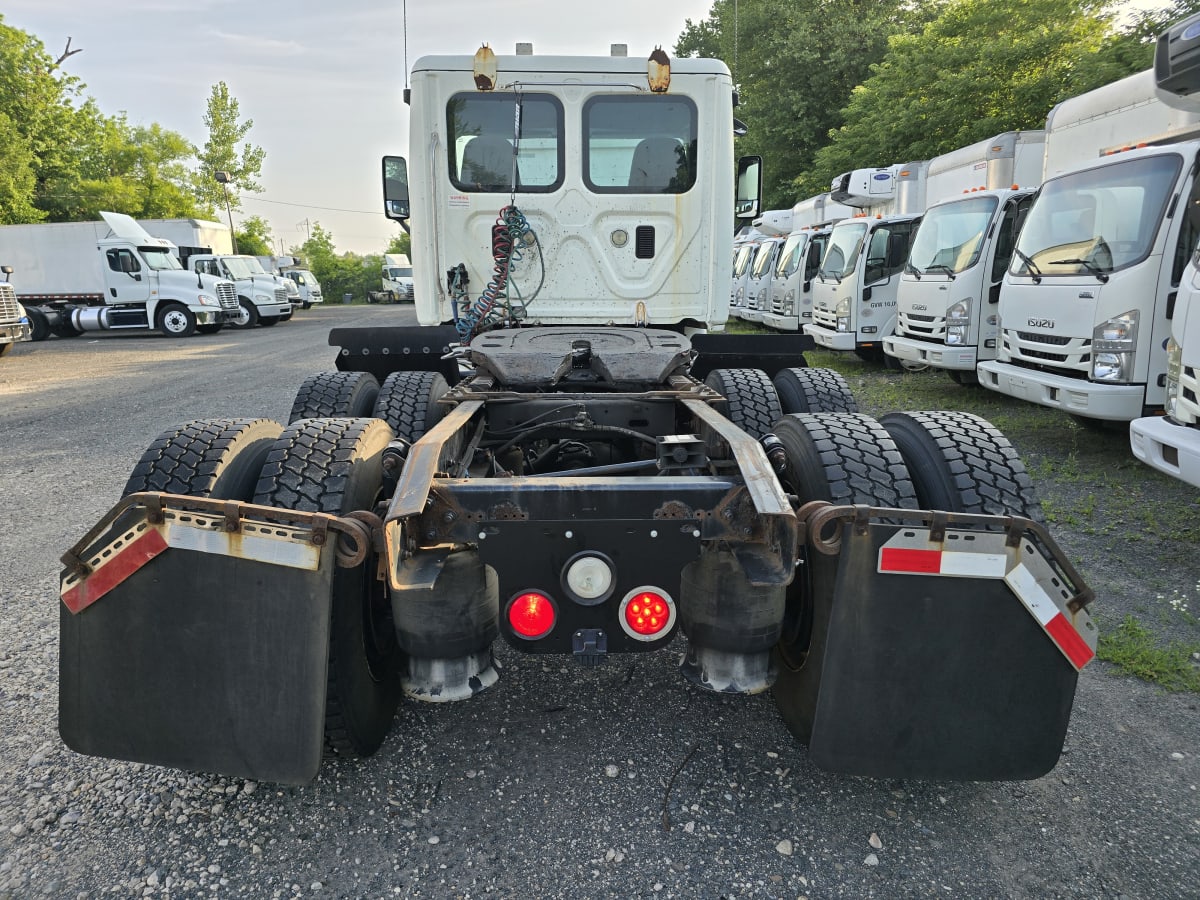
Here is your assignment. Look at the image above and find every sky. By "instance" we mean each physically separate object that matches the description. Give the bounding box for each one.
[5,0,715,255]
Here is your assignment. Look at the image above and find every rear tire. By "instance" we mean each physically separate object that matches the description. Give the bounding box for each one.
[253,417,401,758]
[373,371,449,442]
[123,418,283,500]
[771,413,917,744]
[879,411,1044,522]
[289,371,381,423]
[948,369,979,386]
[772,367,858,414]
[703,368,781,440]
[0,342,10,357]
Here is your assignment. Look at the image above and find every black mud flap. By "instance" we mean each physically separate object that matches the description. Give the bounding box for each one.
[808,521,1096,781]
[58,500,340,785]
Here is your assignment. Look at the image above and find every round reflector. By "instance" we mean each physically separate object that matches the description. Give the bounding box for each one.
[618,587,676,642]
[507,591,556,640]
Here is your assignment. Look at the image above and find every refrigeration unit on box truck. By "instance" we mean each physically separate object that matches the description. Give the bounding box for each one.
[884,131,1045,382]
[977,64,1200,421]
[0,212,239,338]
[807,163,927,363]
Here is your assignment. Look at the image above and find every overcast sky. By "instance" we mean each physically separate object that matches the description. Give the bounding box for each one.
[5,0,714,254]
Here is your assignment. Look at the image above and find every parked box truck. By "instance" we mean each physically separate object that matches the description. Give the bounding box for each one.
[1131,13,1200,484]
[761,193,853,332]
[259,255,324,309]
[978,66,1200,420]
[740,209,793,324]
[807,163,927,362]
[0,212,239,338]
[372,253,414,303]
[884,131,1045,381]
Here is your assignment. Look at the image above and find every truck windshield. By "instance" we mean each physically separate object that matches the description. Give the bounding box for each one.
[140,248,182,271]
[733,244,755,278]
[751,241,777,278]
[775,233,810,278]
[223,257,269,279]
[819,221,868,280]
[386,267,413,279]
[1012,153,1182,278]
[908,195,998,275]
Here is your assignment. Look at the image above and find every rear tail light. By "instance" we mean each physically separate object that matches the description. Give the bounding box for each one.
[619,587,676,641]
[507,591,557,640]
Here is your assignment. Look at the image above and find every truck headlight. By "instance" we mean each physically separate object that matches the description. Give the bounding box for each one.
[946,299,971,346]
[1165,336,1182,419]
[196,293,217,306]
[1091,310,1138,382]
[254,293,273,304]
[835,298,850,332]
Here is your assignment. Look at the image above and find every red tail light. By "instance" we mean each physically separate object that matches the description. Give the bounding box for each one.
[507,591,556,640]
[619,587,676,641]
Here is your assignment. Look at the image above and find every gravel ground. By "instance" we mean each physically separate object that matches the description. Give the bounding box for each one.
[1,308,1197,899]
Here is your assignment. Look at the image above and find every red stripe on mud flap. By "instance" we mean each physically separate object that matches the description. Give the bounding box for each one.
[61,528,168,614]
[879,547,942,573]
[1044,612,1095,671]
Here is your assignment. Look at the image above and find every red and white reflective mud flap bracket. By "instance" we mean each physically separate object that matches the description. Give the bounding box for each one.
[58,499,339,785]
[877,528,1096,671]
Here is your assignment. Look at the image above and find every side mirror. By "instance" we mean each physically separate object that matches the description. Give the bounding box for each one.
[383,156,411,222]
[735,156,762,221]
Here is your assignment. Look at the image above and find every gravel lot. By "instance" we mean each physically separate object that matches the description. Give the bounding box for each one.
[1,307,1197,899]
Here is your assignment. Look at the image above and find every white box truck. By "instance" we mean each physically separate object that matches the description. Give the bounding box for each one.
[807,163,927,362]
[729,228,762,319]
[1131,14,1200,484]
[884,131,1045,381]
[0,265,33,357]
[0,212,239,339]
[259,255,324,309]
[741,209,793,324]
[978,64,1200,421]
[761,193,853,332]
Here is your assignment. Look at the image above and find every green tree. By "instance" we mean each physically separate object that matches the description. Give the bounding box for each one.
[194,81,265,213]
[799,0,1194,196]
[386,233,411,257]
[235,215,273,256]
[676,0,937,210]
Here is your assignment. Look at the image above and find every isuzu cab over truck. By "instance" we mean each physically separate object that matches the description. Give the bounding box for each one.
[58,46,1094,786]
[740,209,792,324]
[761,193,852,333]
[1,212,238,338]
[729,228,761,318]
[978,61,1200,421]
[1131,14,1200,485]
[884,131,1045,382]
[807,163,927,363]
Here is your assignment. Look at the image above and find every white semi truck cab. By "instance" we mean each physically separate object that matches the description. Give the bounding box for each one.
[0,266,33,357]
[761,193,852,333]
[884,131,1044,380]
[376,254,414,304]
[9,212,239,338]
[185,253,294,328]
[807,163,926,361]
[978,67,1200,420]
[1131,13,1200,484]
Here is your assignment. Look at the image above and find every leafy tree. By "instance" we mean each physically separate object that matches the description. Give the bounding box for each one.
[194,81,265,213]
[676,0,937,210]
[235,215,273,256]
[386,233,411,257]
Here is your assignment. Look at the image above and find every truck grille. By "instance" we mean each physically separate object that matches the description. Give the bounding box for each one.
[0,284,20,325]
[1001,329,1091,374]
[898,311,944,340]
[311,289,322,302]
[275,288,288,305]
[216,283,237,310]
[1017,331,1071,346]
[771,293,786,315]
[812,307,838,330]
